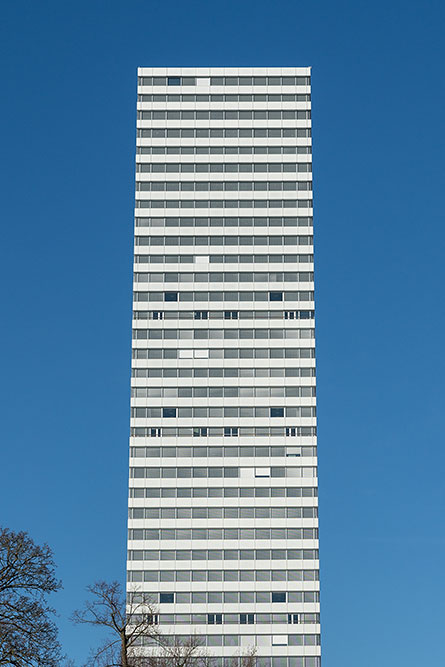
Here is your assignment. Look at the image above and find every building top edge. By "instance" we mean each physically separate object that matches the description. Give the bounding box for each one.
[137,67,311,76]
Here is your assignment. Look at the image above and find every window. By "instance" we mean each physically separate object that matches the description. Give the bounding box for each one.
[208,636,222,647]
[271,407,284,418]
[138,108,311,122]
[159,593,174,603]
[272,635,288,646]
[240,614,255,624]
[208,614,222,624]
[193,427,208,437]
[164,292,178,302]
[270,291,283,301]
[167,77,181,85]
[272,592,286,603]
[163,408,176,418]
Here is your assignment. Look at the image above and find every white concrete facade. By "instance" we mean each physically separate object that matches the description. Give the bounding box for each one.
[128,67,320,667]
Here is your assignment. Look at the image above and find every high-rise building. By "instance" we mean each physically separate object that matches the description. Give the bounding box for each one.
[128,67,320,667]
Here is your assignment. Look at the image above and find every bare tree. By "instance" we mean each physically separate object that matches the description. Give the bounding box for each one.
[144,633,209,667]
[241,646,257,667]
[73,581,257,667]
[72,581,162,667]
[0,526,62,667]
[228,646,257,667]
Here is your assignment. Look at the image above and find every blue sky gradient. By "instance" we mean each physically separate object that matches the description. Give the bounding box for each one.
[1,0,444,663]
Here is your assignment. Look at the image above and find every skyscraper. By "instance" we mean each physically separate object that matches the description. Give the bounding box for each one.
[128,67,320,667]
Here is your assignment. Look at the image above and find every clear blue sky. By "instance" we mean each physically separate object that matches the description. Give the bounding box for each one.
[1,0,444,664]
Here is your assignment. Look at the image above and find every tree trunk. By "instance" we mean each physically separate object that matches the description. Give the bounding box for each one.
[121,631,129,667]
